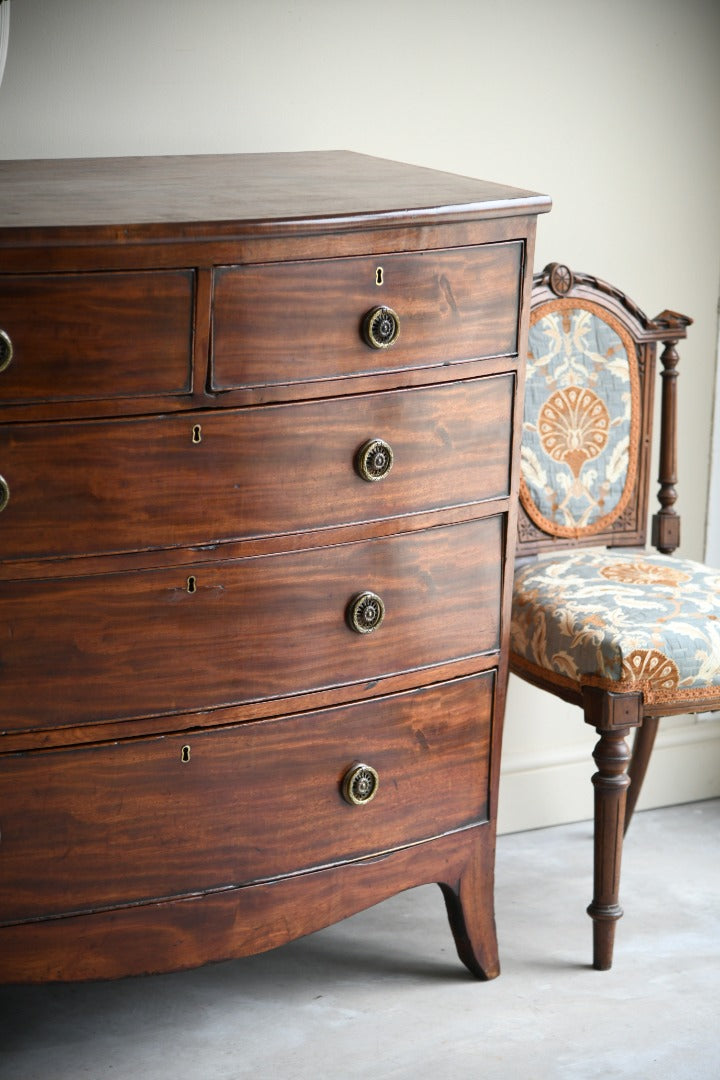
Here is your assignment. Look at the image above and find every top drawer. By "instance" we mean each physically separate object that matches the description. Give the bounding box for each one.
[210,243,522,391]
[0,270,194,405]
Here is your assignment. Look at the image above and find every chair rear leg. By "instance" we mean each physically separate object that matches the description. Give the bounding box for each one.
[624,716,659,833]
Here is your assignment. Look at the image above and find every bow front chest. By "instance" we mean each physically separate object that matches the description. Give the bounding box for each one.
[0,152,549,982]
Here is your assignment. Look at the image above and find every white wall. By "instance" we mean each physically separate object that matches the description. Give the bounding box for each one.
[1,0,719,831]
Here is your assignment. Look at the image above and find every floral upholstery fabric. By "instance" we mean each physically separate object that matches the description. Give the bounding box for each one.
[511,550,720,706]
[521,299,639,539]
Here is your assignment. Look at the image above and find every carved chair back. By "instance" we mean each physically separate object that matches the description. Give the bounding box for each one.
[517,263,690,558]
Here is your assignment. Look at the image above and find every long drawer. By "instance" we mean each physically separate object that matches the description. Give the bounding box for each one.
[0,516,503,734]
[211,243,522,390]
[0,376,513,561]
[0,673,493,924]
[0,271,195,404]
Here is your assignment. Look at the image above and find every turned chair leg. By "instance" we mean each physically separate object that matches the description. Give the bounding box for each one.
[587,726,631,969]
[624,716,659,833]
[582,688,643,970]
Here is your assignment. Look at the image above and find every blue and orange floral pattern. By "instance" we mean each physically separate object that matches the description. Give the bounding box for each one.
[520,299,640,539]
[511,550,720,706]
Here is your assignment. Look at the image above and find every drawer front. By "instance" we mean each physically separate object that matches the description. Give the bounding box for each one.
[0,517,503,733]
[211,243,522,390]
[0,376,513,561]
[0,673,493,923]
[0,271,194,404]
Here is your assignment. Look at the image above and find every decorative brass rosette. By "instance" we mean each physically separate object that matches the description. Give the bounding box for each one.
[0,329,13,372]
[342,763,379,805]
[362,306,400,349]
[356,438,394,482]
[347,591,385,634]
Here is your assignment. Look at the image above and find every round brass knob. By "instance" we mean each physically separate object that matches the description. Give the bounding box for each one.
[347,590,385,634]
[356,438,394,482]
[0,475,9,514]
[362,306,400,350]
[342,763,379,806]
[0,330,13,373]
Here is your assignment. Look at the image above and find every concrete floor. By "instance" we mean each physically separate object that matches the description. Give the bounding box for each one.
[1,799,718,1080]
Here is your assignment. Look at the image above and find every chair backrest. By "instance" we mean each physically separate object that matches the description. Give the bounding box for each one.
[517,263,691,558]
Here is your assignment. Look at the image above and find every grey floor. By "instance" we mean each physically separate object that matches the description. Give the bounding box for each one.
[1,800,718,1080]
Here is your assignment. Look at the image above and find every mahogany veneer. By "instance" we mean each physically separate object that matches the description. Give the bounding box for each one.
[0,151,549,982]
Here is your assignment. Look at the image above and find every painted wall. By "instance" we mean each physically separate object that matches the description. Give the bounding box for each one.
[1,0,719,831]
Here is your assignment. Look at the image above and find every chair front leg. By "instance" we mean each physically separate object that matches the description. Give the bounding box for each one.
[582,688,643,970]
[587,725,632,970]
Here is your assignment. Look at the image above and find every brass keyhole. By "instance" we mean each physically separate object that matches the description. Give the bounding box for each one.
[181,745,191,763]
[186,576,197,593]
[375,266,384,286]
[192,424,202,444]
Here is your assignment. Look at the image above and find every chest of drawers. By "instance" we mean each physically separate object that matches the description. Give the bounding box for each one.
[0,152,549,983]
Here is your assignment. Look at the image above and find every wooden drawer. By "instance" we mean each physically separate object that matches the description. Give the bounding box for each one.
[0,376,513,561]
[0,673,493,924]
[211,243,522,390]
[0,271,194,404]
[0,517,503,734]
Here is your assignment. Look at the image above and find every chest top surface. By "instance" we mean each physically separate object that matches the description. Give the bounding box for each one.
[0,150,550,244]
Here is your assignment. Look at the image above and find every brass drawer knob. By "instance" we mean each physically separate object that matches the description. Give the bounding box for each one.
[362,305,400,350]
[356,438,394,482]
[342,763,379,806]
[0,329,13,373]
[347,590,385,634]
[0,475,9,513]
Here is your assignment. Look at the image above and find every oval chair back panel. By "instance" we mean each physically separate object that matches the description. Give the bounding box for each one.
[517,264,666,556]
[523,298,642,540]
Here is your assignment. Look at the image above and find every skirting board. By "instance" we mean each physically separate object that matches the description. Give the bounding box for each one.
[497,713,720,835]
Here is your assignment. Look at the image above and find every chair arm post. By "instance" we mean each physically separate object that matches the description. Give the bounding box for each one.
[651,311,692,555]
[652,337,681,554]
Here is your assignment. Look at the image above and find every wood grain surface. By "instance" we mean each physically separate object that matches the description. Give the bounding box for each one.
[0,376,513,561]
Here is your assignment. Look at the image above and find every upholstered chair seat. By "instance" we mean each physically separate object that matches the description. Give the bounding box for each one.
[512,550,720,707]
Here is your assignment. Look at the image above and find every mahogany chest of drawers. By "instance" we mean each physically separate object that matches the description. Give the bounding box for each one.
[0,152,549,982]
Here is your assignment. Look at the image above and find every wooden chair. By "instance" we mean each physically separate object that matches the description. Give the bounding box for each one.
[510,263,720,969]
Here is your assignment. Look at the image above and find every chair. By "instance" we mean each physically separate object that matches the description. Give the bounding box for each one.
[510,262,720,970]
